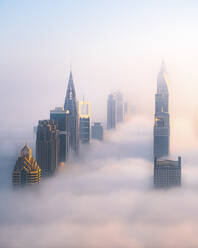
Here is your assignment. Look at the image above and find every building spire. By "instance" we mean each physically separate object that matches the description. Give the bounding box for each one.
[70,59,72,72]
[64,70,76,110]
[63,69,79,154]
[157,61,168,94]
[154,62,170,158]
[69,70,73,82]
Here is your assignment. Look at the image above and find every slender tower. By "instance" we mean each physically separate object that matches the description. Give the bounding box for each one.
[107,93,117,129]
[116,92,124,123]
[154,62,170,158]
[64,71,79,154]
[36,120,59,176]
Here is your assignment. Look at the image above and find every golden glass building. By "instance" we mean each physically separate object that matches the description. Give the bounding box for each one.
[12,145,41,187]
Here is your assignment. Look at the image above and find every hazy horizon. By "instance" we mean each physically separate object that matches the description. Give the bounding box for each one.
[1,0,198,130]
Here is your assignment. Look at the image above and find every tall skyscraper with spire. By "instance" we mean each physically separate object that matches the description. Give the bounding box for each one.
[64,71,79,154]
[154,62,170,158]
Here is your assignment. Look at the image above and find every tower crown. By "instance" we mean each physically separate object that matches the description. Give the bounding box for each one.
[21,144,32,160]
[64,71,77,112]
[63,69,79,154]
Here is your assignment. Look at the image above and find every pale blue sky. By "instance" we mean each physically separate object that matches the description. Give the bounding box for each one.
[1,0,198,130]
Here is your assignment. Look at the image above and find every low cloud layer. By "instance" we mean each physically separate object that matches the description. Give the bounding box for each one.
[1,114,198,248]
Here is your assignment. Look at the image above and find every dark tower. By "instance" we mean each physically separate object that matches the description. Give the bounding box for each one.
[154,62,170,158]
[107,93,117,129]
[64,71,79,154]
[50,107,69,163]
[116,92,124,123]
[36,120,59,176]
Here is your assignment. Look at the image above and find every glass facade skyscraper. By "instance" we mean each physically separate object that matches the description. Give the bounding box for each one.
[154,62,170,158]
[116,92,124,123]
[36,120,59,176]
[50,107,69,163]
[64,71,79,154]
[78,100,91,143]
[107,93,117,129]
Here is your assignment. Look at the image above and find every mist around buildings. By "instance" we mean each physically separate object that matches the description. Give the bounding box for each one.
[1,1,198,247]
[1,77,198,247]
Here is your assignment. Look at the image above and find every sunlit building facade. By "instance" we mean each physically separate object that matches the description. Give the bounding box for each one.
[64,71,79,154]
[78,100,91,143]
[50,107,69,163]
[36,120,59,176]
[154,157,181,188]
[154,62,170,158]
[12,145,41,187]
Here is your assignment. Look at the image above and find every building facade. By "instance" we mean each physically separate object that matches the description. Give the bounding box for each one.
[78,100,91,143]
[12,145,41,187]
[91,122,103,141]
[64,71,79,154]
[36,120,59,176]
[50,107,69,163]
[154,62,170,158]
[107,93,117,129]
[154,157,181,188]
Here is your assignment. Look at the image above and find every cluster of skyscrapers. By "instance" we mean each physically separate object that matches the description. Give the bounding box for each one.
[153,62,181,188]
[12,70,104,187]
[12,62,182,189]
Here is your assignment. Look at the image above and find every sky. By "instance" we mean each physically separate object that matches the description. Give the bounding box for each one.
[1,0,198,130]
[1,1,198,247]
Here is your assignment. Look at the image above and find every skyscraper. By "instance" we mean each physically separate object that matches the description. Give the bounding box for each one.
[78,100,91,143]
[154,62,170,158]
[36,120,59,176]
[116,92,124,123]
[64,71,79,154]
[124,101,128,118]
[154,157,181,188]
[50,107,69,163]
[107,93,117,129]
[12,145,41,187]
[92,122,103,141]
